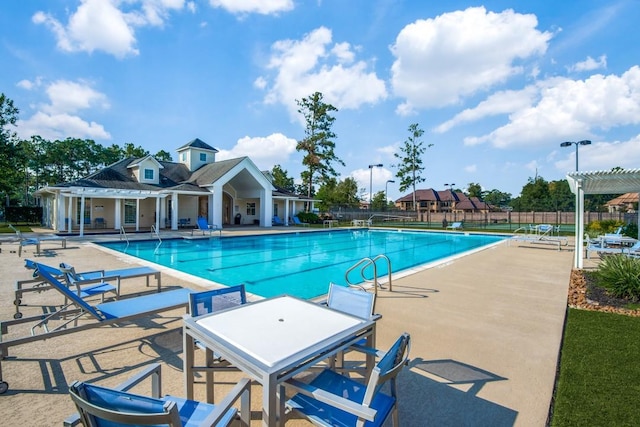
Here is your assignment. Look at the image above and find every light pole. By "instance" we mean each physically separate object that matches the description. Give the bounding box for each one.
[560,140,591,171]
[444,183,455,223]
[385,180,395,214]
[369,164,383,212]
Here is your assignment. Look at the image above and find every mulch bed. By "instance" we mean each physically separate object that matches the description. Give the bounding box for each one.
[568,269,640,317]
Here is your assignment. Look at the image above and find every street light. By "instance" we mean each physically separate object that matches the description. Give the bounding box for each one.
[560,140,591,171]
[385,180,395,213]
[369,164,383,211]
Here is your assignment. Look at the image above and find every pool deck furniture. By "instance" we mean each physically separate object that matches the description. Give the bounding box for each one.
[64,363,251,427]
[0,261,193,395]
[182,294,376,427]
[351,219,371,227]
[446,221,463,230]
[291,216,310,227]
[509,224,568,251]
[13,262,162,319]
[191,216,222,236]
[586,237,640,259]
[8,224,67,257]
[323,219,339,228]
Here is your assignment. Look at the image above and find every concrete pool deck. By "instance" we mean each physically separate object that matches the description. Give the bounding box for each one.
[0,227,575,426]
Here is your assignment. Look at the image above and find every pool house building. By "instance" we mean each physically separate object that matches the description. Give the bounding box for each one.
[36,138,314,235]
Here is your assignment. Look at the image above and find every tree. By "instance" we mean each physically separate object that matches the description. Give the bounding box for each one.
[483,189,512,208]
[122,142,149,158]
[271,165,295,192]
[335,177,359,208]
[296,92,344,201]
[467,182,483,198]
[155,150,173,162]
[518,176,551,211]
[0,94,22,206]
[371,191,387,210]
[394,123,432,210]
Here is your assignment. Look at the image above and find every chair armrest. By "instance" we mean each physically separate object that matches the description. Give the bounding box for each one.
[64,363,162,426]
[201,377,251,427]
[284,377,377,421]
[348,343,386,358]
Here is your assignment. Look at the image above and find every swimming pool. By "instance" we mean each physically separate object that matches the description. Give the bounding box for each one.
[99,229,505,299]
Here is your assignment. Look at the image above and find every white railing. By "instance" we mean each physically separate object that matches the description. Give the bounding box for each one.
[345,254,392,298]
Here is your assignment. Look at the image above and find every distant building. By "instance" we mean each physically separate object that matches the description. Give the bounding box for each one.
[394,189,492,213]
[605,193,638,213]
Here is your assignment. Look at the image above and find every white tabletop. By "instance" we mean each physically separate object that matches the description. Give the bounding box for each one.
[195,296,363,367]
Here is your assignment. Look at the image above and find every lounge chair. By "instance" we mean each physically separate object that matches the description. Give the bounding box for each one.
[283,332,411,427]
[272,215,285,226]
[191,216,222,236]
[446,221,463,230]
[13,260,162,319]
[9,224,67,257]
[0,261,194,395]
[292,216,310,227]
[586,239,640,259]
[509,225,568,251]
[187,285,247,402]
[64,363,251,427]
[93,217,107,229]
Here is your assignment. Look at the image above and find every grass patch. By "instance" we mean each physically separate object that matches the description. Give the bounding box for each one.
[551,308,640,426]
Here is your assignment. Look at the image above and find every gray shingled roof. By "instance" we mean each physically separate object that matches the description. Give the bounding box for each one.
[176,138,219,152]
[187,157,246,186]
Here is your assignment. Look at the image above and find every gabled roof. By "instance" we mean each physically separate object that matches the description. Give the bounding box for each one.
[127,155,164,169]
[187,157,246,186]
[176,138,219,152]
[606,192,639,206]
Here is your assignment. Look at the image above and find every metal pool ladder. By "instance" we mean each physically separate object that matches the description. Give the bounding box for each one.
[345,254,393,297]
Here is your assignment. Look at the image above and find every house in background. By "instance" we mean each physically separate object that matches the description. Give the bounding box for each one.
[36,138,314,235]
[605,192,638,213]
[394,188,492,213]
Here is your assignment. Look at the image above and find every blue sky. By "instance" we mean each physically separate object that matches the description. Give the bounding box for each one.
[2,0,640,201]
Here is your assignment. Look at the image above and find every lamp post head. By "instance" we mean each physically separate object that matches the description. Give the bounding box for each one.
[368,163,383,169]
[560,141,573,147]
[578,140,592,146]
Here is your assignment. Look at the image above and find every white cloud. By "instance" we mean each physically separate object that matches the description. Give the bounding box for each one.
[568,55,607,73]
[349,166,394,199]
[43,80,110,114]
[390,7,552,111]
[554,137,640,173]
[464,164,477,173]
[216,133,297,169]
[464,66,640,148]
[17,111,111,140]
[208,0,294,15]
[15,79,111,141]
[259,26,387,121]
[32,0,187,58]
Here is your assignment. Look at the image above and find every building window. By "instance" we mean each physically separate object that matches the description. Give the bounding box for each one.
[246,202,256,216]
[76,198,91,226]
[124,199,137,224]
[200,153,206,161]
[144,168,154,180]
[181,152,186,161]
[273,203,278,217]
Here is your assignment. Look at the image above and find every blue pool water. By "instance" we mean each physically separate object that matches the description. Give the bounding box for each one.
[99,229,505,299]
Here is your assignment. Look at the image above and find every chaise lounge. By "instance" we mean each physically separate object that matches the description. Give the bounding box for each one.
[0,261,194,395]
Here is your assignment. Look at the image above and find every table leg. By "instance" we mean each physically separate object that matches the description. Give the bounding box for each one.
[205,348,214,403]
[183,327,195,399]
[264,375,277,427]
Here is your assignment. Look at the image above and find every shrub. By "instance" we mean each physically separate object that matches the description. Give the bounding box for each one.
[623,222,638,239]
[595,255,640,302]
[586,219,625,236]
[296,211,319,224]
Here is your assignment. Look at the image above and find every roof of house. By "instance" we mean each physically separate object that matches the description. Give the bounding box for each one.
[176,138,219,152]
[606,192,639,206]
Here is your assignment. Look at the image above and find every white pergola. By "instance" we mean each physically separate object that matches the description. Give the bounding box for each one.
[566,169,640,268]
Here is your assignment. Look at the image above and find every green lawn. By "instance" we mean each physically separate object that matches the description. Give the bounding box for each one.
[551,308,640,426]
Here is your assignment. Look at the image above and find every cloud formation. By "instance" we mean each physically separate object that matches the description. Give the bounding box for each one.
[216,133,297,170]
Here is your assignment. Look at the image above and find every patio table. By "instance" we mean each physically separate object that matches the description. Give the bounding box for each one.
[182,294,376,426]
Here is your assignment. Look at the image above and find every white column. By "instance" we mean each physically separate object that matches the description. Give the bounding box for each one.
[57,193,66,231]
[172,192,178,230]
[136,199,140,232]
[284,198,290,226]
[574,179,584,269]
[155,196,161,231]
[115,198,122,230]
[79,195,86,237]
[67,195,73,232]
[211,185,222,228]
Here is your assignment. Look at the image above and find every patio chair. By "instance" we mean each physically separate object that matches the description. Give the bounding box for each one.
[0,261,194,395]
[292,216,310,227]
[273,215,285,226]
[187,286,247,401]
[446,221,463,230]
[283,332,411,427]
[192,216,222,236]
[9,224,67,257]
[326,283,379,371]
[93,217,107,229]
[65,363,251,427]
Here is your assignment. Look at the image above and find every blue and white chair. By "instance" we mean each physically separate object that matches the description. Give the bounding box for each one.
[65,363,251,427]
[284,333,411,427]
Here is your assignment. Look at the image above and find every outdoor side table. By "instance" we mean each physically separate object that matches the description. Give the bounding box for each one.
[182,295,376,426]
